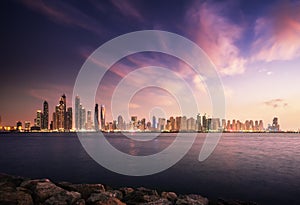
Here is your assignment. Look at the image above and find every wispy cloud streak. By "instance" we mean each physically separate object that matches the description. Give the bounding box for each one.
[20,0,106,36]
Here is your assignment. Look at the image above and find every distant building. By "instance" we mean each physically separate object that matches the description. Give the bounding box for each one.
[80,105,86,130]
[75,96,81,130]
[268,117,280,131]
[24,121,31,132]
[16,121,22,131]
[66,107,72,130]
[86,110,92,130]
[100,105,105,130]
[42,101,49,130]
[35,110,42,128]
[94,104,99,131]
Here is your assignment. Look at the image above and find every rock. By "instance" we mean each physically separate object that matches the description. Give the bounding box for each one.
[176,194,209,205]
[123,187,160,204]
[87,192,125,205]
[119,187,134,196]
[44,190,81,205]
[16,190,34,205]
[0,173,27,187]
[142,198,172,205]
[57,183,105,200]
[106,190,123,200]
[161,191,178,202]
[0,190,18,205]
[34,181,65,202]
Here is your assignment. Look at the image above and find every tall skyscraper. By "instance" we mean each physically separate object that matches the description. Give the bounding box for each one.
[75,96,80,130]
[152,116,156,129]
[100,105,105,130]
[80,105,86,130]
[87,110,92,130]
[117,115,124,130]
[35,110,42,128]
[56,95,66,131]
[66,107,72,130]
[42,101,49,130]
[94,104,99,131]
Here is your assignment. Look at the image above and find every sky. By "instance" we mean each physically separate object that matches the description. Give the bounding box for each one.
[1,0,300,131]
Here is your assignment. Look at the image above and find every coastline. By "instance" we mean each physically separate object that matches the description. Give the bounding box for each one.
[0,173,257,205]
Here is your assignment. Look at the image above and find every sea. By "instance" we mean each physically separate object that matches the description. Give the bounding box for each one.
[0,132,299,205]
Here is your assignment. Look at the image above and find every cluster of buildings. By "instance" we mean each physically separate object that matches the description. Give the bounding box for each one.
[0,94,282,133]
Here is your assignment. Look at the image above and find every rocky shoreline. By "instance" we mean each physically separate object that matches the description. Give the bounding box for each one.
[0,173,257,205]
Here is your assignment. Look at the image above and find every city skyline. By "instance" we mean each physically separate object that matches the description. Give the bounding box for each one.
[1,1,300,130]
[0,93,283,133]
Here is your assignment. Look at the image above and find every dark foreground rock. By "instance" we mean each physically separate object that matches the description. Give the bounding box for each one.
[0,173,258,205]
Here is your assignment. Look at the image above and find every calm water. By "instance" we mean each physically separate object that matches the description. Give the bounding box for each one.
[0,133,300,205]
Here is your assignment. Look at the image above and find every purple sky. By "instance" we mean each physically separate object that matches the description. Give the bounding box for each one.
[1,0,300,130]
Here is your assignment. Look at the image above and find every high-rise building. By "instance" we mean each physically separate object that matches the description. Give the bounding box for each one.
[80,105,86,130]
[94,104,99,131]
[66,107,72,130]
[117,115,124,130]
[100,105,105,130]
[75,96,80,130]
[202,114,207,131]
[24,121,31,132]
[16,121,22,131]
[87,110,92,130]
[181,116,187,131]
[35,110,42,128]
[152,116,157,129]
[42,101,49,130]
[56,95,66,131]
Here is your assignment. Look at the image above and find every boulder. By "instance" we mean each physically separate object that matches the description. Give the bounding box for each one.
[123,187,160,204]
[44,190,81,205]
[161,191,178,202]
[176,194,209,205]
[87,192,125,205]
[57,183,105,200]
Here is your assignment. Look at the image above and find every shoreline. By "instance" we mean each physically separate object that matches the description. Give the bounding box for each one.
[0,173,257,205]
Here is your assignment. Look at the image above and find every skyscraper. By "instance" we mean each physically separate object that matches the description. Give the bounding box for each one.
[94,104,99,131]
[100,105,105,130]
[42,101,49,130]
[56,95,66,131]
[75,96,80,130]
[80,105,86,130]
[35,110,42,128]
[87,110,92,130]
[66,107,72,130]
[152,116,156,129]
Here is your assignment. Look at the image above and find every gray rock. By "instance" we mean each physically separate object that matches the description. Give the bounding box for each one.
[176,194,208,205]
[0,190,33,205]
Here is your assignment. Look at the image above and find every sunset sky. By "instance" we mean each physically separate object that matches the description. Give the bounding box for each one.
[1,0,300,130]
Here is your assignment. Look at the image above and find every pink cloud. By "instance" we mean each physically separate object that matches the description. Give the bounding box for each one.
[252,1,300,62]
[185,1,246,76]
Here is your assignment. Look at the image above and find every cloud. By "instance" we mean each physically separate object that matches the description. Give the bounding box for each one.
[185,1,246,76]
[252,1,300,62]
[20,0,106,36]
[264,99,288,109]
[110,0,144,21]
